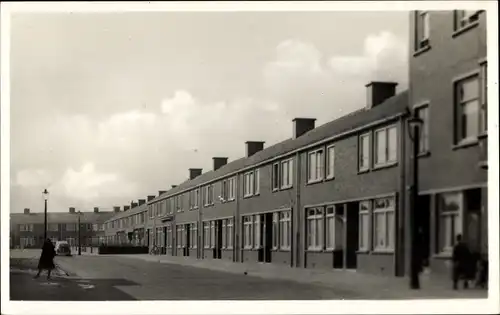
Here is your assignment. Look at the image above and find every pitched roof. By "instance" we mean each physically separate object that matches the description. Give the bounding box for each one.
[10,211,116,225]
[104,203,147,223]
[149,90,409,203]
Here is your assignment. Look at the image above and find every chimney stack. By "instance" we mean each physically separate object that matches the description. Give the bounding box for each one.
[69,207,76,214]
[147,195,156,202]
[138,199,146,206]
[23,208,30,214]
[189,168,203,180]
[124,205,130,211]
[113,206,120,212]
[245,141,265,157]
[213,157,228,171]
[171,185,177,189]
[158,190,167,196]
[293,118,316,139]
[131,202,138,208]
[93,207,99,213]
[365,81,398,109]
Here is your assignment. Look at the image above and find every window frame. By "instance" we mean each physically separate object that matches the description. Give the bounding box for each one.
[358,200,371,252]
[253,215,262,249]
[272,162,280,191]
[436,191,463,254]
[280,158,294,189]
[479,62,487,134]
[454,74,480,144]
[372,197,396,252]
[326,144,335,179]
[307,149,324,184]
[415,10,430,51]
[454,10,480,33]
[190,223,198,249]
[243,216,253,249]
[306,207,324,251]
[358,132,371,172]
[226,218,234,249]
[373,124,398,167]
[279,211,291,250]
[414,103,430,154]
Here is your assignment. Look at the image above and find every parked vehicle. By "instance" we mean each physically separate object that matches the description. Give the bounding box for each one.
[55,241,71,256]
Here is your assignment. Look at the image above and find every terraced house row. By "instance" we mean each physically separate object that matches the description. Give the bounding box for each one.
[102,10,488,278]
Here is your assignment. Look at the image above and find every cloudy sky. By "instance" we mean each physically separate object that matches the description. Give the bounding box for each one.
[9,11,409,213]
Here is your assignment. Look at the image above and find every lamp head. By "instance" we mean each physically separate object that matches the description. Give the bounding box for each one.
[42,189,49,201]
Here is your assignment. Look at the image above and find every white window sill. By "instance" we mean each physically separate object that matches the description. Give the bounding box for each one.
[356,249,370,254]
[373,161,398,171]
[452,21,480,38]
[280,185,293,191]
[306,248,324,252]
[306,179,323,185]
[372,248,395,254]
[413,43,431,57]
[453,138,479,150]
[358,168,370,174]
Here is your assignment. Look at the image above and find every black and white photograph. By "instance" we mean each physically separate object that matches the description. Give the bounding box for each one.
[1,1,498,314]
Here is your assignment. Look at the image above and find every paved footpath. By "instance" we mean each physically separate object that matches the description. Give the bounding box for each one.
[10,249,487,300]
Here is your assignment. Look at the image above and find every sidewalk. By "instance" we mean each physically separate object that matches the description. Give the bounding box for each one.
[114,254,487,300]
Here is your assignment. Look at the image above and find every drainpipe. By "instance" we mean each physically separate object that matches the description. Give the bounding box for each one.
[293,151,301,268]
[397,115,407,277]
[235,174,240,262]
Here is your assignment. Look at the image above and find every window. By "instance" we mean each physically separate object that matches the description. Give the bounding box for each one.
[203,222,210,248]
[272,163,280,191]
[243,171,255,197]
[325,205,344,250]
[374,125,398,166]
[359,133,370,171]
[221,180,228,202]
[176,225,184,248]
[243,216,253,249]
[228,177,236,201]
[148,206,153,218]
[372,197,395,251]
[455,75,480,143]
[222,220,227,249]
[416,11,430,50]
[480,62,487,133]
[19,224,34,232]
[254,169,260,195]
[272,212,279,249]
[190,223,197,249]
[204,185,214,206]
[166,225,172,248]
[227,218,234,249]
[176,194,184,212]
[254,215,261,249]
[454,10,480,31]
[415,105,430,153]
[279,211,291,250]
[326,145,335,179]
[308,149,324,183]
[280,159,294,188]
[48,223,59,231]
[359,201,371,251]
[307,208,324,250]
[210,221,216,249]
[437,192,462,253]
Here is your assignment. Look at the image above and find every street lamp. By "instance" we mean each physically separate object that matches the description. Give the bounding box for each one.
[407,113,424,290]
[42,189,49,241]
[77,211,83,256]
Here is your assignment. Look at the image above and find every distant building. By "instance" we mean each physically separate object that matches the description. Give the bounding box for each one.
[10,207,116,249]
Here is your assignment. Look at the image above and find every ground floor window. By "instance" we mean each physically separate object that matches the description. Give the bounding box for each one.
[20,237,35,247]
[307,208,324,250]
[254,215,262,249]
[373,197,395,251]
[358,201,371,251]
[243,216,253,249]
[437,191,462,253]
[203,222,210,249]
[189,223,197,249]
[176,225,184,248]
[325,205,344,250]
[210,221,216,249]
[279,211,291,250]
[226,218,234,249]
[166,225,172,248]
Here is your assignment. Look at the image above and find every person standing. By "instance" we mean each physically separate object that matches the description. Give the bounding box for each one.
[452,234,471,290]
[34,238,56,280]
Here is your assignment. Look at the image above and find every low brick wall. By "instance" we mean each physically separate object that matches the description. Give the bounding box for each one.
[98,246,149,255]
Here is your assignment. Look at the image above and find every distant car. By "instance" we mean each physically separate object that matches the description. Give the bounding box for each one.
[55,241,71,256]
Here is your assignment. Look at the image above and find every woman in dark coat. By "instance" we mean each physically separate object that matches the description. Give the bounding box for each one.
[34,239,56,279]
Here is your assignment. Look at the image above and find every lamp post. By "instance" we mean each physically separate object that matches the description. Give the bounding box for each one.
[77,211,82,256]
[42,189,49,241]
[408,113,424,290]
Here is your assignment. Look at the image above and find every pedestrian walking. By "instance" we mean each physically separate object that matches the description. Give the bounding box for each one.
[452,234,471,290]
[34,238,56,280]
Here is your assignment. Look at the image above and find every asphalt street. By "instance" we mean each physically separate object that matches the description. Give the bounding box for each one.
[53,255,360,300]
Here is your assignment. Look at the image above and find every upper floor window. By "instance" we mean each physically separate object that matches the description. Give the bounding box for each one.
[455,75,480,143]
[415,105,430,153]
[415,10,430,50]
[243,170,259,197]
[19,224,34,232]
[454,10,480,31]
[480,62,487,133]
[358,133,370,172]
[221,177,236,202]
[272,163,280,191]
[326,145,335,179]
[280,158,294,189]
[203,185,214,206]
[48,223,59,231]
[307,149,324,183]
[374,125,398,167]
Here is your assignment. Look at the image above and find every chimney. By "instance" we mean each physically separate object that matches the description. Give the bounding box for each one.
[147,195,155,202]
[23,208,30,214]
[158,190,167,196]
[69,207,76,214]
[113,206,120,212]
[245,141,265,157]
[365,81,398,109]
[131,202,138,208]
[213,157,228,171]
[124,205,130,211]
[171,185,177,189]
[138,199,146,206]
[189,168,202,180]
[293,118,316,139]
[93,207,99,213]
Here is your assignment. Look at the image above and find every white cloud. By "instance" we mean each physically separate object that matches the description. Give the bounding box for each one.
[15,169,53,188]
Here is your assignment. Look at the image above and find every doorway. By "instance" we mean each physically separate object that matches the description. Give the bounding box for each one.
[345,203,359,269]
[185,224,191,257]
[264,213,273,263]
[214,220,222,259]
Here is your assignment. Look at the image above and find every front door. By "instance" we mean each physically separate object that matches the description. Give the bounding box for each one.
[264,213,273,263]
